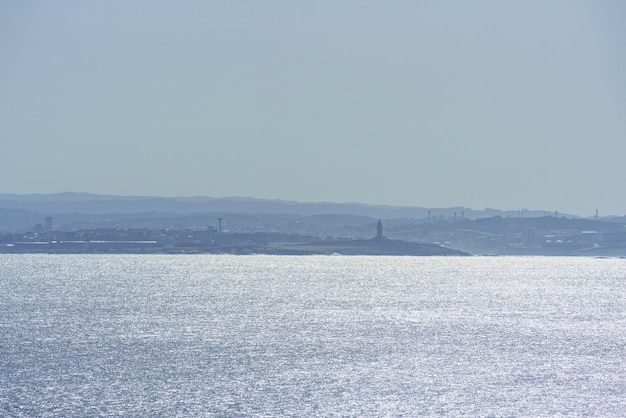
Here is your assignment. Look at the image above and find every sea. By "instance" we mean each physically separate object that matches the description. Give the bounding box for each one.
[0,254,624,417]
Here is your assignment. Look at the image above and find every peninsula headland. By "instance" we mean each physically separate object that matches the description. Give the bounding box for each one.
[1,193,625,256]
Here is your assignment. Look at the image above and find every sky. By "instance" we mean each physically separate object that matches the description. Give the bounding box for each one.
[1,1,625,216]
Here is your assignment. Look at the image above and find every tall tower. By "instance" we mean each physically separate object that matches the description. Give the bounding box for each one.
[44,217,53,233]
[376,219,383,239]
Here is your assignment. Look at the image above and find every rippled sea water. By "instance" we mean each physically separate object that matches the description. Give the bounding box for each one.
[1,255,624,416]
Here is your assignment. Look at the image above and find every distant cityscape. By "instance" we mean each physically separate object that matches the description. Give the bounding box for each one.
[1,194,625,256]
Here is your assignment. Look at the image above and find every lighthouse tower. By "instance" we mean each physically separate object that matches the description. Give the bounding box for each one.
[376,219,383,240]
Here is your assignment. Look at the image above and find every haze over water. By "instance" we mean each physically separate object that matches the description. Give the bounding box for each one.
[1,254,624,416]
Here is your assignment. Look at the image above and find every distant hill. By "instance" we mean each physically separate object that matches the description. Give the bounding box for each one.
[0,192,566,219]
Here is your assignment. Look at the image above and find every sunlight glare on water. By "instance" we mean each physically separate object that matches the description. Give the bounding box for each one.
[0,255,624,416]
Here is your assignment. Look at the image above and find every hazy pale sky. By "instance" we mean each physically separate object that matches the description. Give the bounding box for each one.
[2,1,625,215]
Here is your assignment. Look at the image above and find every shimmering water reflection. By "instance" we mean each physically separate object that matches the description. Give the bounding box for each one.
[1,255,624,416]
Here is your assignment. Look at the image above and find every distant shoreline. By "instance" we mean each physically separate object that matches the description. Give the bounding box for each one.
[0,238,470,257]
